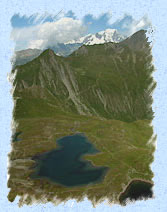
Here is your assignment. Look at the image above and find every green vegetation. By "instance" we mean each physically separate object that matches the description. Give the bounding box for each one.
[8,30,155,206]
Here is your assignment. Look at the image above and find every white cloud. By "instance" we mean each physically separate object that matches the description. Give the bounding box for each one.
[131,16,151,34]
[11,13,152,50]
[28,39,46,49]
[122,15,151,36]
[11,17,87,50]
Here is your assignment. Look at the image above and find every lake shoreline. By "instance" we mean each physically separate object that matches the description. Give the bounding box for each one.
[31,133,108,187]
[118,178,154,203]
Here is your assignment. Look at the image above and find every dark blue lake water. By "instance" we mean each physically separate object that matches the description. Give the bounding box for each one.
[31,133,108,187]
[119,180,153,205]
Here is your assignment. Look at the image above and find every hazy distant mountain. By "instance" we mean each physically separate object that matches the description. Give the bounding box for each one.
[9,30,155,205]
[46,43,82,57]
[12,29,127,67]
[12,30,154,122]
[11,49,43,68]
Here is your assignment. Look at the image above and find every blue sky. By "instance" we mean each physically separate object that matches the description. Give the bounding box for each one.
[11,10,75,28]
[11,11,151,50]
[1,0,167,211]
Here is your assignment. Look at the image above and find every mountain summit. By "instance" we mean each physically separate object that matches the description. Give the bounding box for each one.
[12,30,154,122]
[9,30,155,205]
[65,28,126,45]
[12,29,126,67]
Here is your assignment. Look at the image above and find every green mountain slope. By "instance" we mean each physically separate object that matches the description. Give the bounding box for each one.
[12,30,155,122]
[8,30,155,206]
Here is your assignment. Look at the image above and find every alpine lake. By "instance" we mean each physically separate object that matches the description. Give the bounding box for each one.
[31,133,108,187]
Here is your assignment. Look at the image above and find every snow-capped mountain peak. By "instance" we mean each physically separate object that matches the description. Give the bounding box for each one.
[65,28,126,45]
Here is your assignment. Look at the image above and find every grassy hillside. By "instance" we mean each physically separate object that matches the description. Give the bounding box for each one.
[12,30,155,122]
[8,30,156,206]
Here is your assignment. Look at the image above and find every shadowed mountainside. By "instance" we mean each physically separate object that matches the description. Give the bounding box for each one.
[12,30,155,122]
[8,30,156,206]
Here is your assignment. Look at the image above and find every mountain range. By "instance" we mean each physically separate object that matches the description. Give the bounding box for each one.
[12,28,126,67]
[9,29,155,205]
[65,28,126,45]
[12,30,154,122]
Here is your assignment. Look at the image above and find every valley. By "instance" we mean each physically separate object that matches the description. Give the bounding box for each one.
[8,29,155,206]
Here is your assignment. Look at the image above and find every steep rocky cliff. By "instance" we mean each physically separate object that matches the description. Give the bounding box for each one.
[12,30,155,122]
